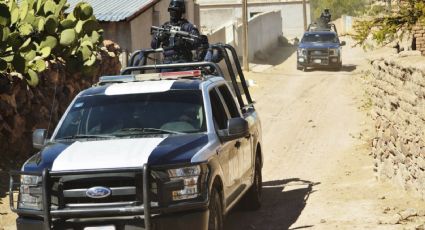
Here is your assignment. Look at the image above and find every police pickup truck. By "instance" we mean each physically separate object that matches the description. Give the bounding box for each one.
[9,44,263,230]
[297,29,346,71]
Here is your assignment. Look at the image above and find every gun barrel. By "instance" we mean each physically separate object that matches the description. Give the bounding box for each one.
[150,25,200,40]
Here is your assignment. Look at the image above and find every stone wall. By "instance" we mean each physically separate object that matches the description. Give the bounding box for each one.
[0,41,121,171]
[367,55,425,199]
[413,23,425,55]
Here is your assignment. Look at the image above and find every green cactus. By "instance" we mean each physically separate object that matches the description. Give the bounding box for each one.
[39,46,51,58]
[59,28,76,46]
[19,23,34,36]
[19,1,29,21]
[31,58,46,72]
[0,26,9,42]
[79,3,93,21]
[0,3,11,27]
[10,8,19,25]
[23,50,36,61]
[27,69,39,86]
[40,36,57,49]
[43,0,57,16]
[45,16,58,34]
[12,54,26,73]
[60,18,75,29]
[0,0,104,86]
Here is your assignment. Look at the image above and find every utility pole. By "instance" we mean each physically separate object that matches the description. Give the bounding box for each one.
[242,0,249,71]
[302,0,307,31]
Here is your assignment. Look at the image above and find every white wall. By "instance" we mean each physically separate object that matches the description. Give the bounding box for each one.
[199,1,311,39]
[207,11,283,61]
[246,11,283,60]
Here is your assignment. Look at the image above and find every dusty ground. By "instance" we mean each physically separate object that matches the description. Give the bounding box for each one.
[1,41,425,230]
[224,41,425,229]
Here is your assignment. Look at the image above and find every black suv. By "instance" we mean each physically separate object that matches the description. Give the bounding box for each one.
[297,30,346,71]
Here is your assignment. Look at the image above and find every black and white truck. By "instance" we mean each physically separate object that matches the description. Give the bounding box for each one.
[9,44,263,230]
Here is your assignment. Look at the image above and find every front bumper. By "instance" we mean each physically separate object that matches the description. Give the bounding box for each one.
[16,209,208,230]
[10,164,210,230]
[297,55,340,67]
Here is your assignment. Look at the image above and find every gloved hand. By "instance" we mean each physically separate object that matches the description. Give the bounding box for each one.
[157,32,169,42]
[174,36,185,47]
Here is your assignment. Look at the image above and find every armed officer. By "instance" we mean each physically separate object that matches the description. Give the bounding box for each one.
[320,9,332,24]
[151,0,201,64]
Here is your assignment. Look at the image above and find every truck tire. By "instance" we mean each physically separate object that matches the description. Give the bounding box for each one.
[241,158,262,210]
[297,64,303,70]
[208,187,223,230]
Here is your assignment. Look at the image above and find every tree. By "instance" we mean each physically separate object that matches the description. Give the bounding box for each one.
[352,0,425,48]
[310,0,368,22]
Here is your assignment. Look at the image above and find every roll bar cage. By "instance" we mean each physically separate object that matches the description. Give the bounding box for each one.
[123,43,254,111]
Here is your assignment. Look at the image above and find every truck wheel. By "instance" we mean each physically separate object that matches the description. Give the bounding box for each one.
[208,187,223,230]
[334,62,342,71]
[241,158,262,210]
[297,64,303,70]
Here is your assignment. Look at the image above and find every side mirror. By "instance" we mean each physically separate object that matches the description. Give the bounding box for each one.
[340,41,346,46]
[219,118,249,142]
[33,129,47,150]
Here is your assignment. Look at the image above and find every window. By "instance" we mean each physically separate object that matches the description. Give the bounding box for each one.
[218,85,240,118]
[209,89,228,130]
[302,33,338,43]
[54,90,206,139]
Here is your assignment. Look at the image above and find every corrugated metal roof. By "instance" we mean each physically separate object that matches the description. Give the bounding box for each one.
[66,0,156,22]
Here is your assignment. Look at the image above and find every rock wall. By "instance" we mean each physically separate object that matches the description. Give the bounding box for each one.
[413,23,425,55]
[368,55,425,199]
[0,41,121,171]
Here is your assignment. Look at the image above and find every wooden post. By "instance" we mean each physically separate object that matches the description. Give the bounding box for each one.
[303,0,307,31]
[242,0,249,71]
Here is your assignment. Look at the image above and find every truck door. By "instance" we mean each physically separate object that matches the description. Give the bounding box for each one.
[209,88,240,197]
[216,85,252,187]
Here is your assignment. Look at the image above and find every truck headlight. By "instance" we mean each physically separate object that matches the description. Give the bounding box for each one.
[18,175,43,210]
[297,48,306,56]
[167,165,204,201]
[329,48,338,56]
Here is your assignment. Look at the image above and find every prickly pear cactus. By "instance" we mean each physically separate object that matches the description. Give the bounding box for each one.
[0,0,103,86]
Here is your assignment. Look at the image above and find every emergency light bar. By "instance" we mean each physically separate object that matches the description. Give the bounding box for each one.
[98,70,202,84]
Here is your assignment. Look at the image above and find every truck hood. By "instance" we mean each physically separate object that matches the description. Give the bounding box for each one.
[23,134,209,172]
[298,42,340,49]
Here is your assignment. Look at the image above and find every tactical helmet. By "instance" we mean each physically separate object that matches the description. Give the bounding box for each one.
[168,0,185,14]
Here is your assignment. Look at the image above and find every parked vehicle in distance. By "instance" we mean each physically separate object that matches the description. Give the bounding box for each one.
[297,31,346,71]
[9,44,263,230]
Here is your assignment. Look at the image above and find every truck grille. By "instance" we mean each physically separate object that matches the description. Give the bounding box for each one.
[51,173,144,208]
[308,49,329,56]
[307,49,329,65]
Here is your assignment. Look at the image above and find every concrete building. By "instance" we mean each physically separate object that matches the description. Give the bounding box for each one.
[197,0,311,39]
[67,0,199,52]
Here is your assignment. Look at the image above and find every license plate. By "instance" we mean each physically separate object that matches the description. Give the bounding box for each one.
[313,59,322,64]
[84,226,115,230]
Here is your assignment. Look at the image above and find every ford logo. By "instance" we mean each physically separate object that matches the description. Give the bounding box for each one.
[86,186,112,199]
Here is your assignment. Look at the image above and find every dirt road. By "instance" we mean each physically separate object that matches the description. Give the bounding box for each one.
[1,41,425,230]
[224,42,425,229]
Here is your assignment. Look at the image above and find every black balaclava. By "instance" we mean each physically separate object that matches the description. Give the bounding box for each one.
[168,0,185,23]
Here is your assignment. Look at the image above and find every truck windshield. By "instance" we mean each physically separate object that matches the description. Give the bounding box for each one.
[302,33,338,43]
[54,90,206,139]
